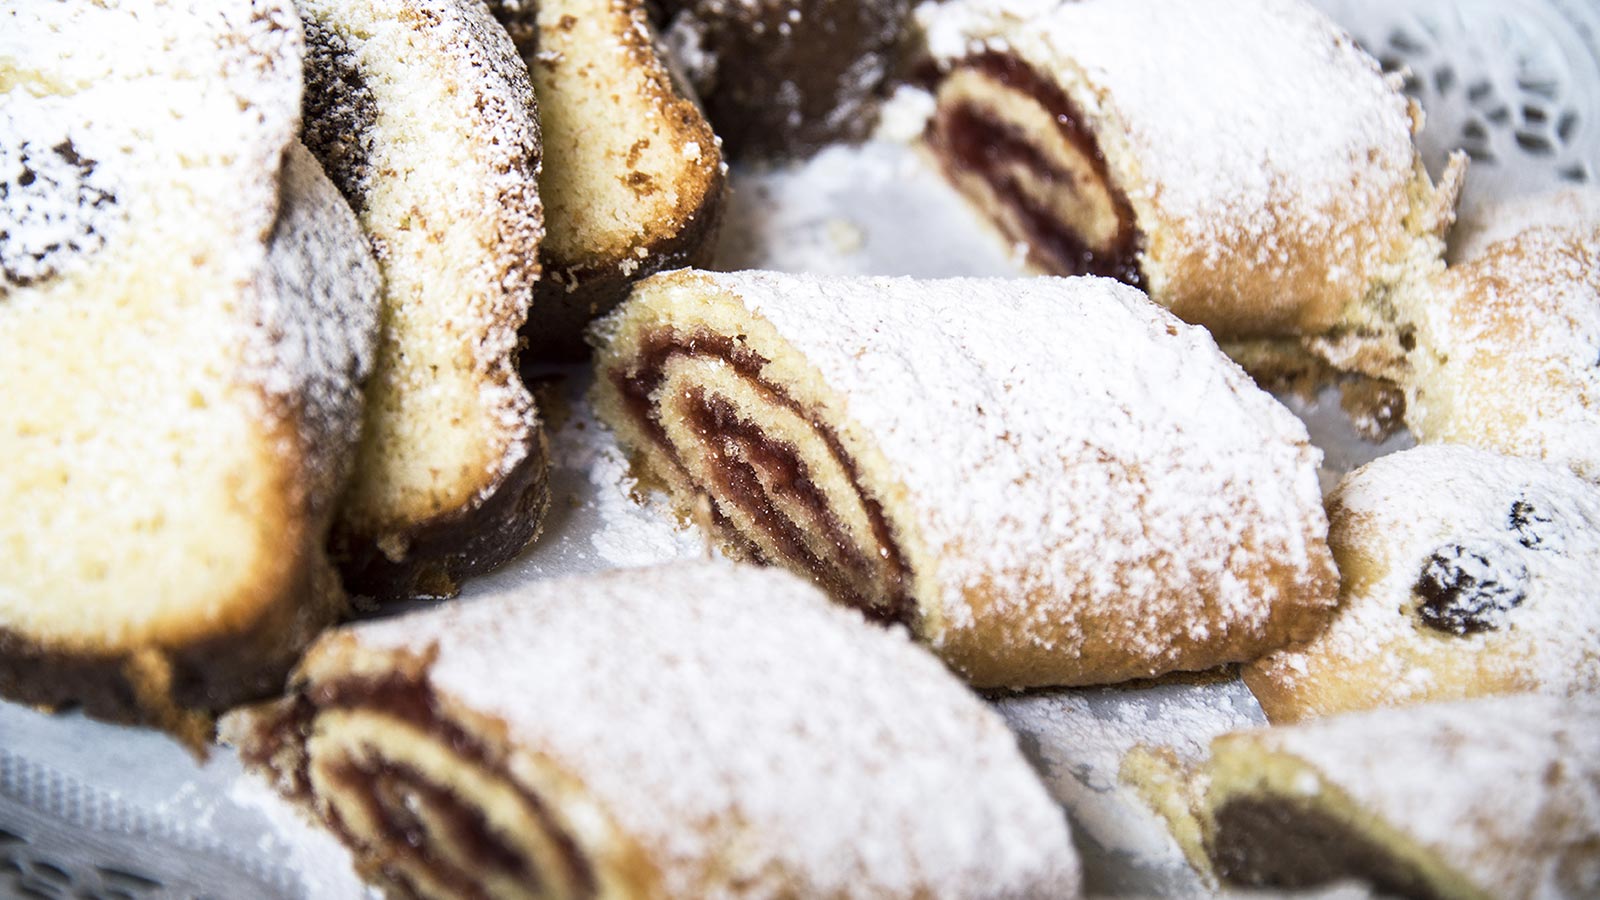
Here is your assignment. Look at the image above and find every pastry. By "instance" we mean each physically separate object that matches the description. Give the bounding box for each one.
[1198,694,1600,898]
[224,561,1080,898]
[1401,188,1600,482]
[1244,444,1600,723]
[658,0,912,159]
[917,0,1463,356]
[486,0,726,361]
[296,0,552,600]
[590,269,1339,688]
[0,0,380,741]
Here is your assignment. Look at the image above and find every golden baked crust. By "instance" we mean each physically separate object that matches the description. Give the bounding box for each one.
[1400,188,1600,482]
[591,269,1338,688]
[489,0,726,361]
[1244,445,1600,723]
[919,0,1463,353]
[0,0,381,744]
[224,562,1079,898]
[297,0,552,599]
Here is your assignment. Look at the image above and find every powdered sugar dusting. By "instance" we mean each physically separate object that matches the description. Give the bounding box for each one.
[245,142,382,507]
[1250,445,1600,714]
[1229,694,1600,898]
[690,270,1334,682]
[1404,188,1600,481]
[346,561,1080,897]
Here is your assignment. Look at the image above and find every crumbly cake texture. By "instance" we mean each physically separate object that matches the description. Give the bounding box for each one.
[917,0,1463,354]
[296,0,550,601]
[0,2,380,741]
[659,0,912,160]
[487,0,725,363]
[1400,188,1600,482]
[591,269,1338,688]
[1198,695,1600,898]
[223,561,1080,899]
[1244,445,1600,723]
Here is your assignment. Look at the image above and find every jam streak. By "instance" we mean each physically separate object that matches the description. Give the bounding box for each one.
[613,331,914,624]
[304,678,598,900]
[929,52,1144,287]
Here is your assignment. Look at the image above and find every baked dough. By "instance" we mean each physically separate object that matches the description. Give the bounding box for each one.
[224,561,1080,899]
[1244,444,1600,723]
[1199,694,1600,898]
[296,0,551,600]
[591,269,1338,688]
[0,0,379,741]
[1402,188,1600,482]
[487,0,726,360]
[918,0,1463,356]
[659,0,911,159]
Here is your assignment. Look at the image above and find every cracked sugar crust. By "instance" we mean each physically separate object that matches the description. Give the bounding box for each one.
[1209,694,1600,900]
[916,0,1459,339]
[593,270,1337,688]
[293,561,1081,898]
[1245,445,1600,723]
[1402,188,1600,482]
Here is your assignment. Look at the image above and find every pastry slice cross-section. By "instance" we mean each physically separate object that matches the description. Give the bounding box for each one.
[0,0,380,739]
[488,0,726,361]
[591,269,1339,688]
[918,0,1464,359]
[224,562,1080,899]
[1198,695,1600,899]
[297,0,551,599]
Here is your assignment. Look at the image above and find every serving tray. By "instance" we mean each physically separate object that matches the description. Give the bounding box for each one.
[3,0,1595,896]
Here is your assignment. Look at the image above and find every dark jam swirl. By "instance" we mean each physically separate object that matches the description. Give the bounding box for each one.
[293,678,598,900]
[928,52,1144,287]
[612,330,914,625]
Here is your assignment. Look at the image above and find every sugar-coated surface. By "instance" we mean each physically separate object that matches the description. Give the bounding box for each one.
[673,270,1333,681]
[1222,695,1600,898]
[1405,188,1600,481]
[1249,445,1600,717]
[343,561,1081,898]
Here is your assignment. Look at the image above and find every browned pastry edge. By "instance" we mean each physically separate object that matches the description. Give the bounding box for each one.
[522,167,726,362]
[333,424,552,602]
[0,544,345,751]
[658,0,913,160]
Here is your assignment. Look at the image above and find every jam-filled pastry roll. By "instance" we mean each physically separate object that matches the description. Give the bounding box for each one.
[485,0,726,361]
[223,562,1081,899]
[1244,445,1600,724]
[297,0,551,600]
[918,0,1463,351]
[1196,694,1600,899]
[590,270,1339,689]
[1,1,380,741]
[1402,188,1600,482]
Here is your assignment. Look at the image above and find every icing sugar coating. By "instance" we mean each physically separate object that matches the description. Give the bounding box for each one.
[296,0,549,598]
[1245,445,1600,723]
[1206,695,1600,899]
[0,0,381,737]
[1403,188,1600,482]
[291,561,1081,898]
[918,0,1461,341]
[593,270,1338,687]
